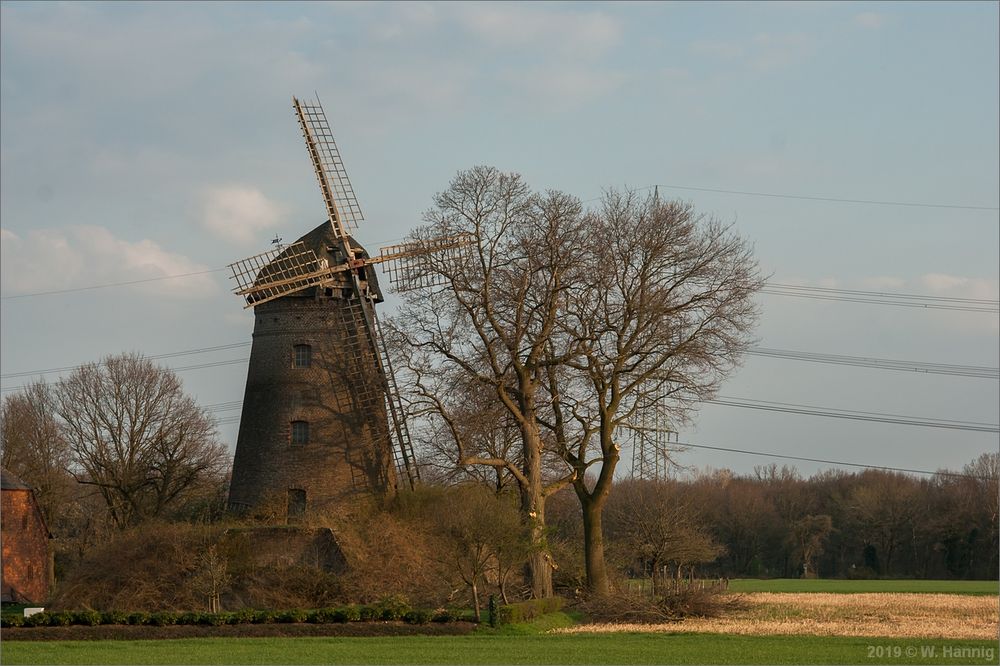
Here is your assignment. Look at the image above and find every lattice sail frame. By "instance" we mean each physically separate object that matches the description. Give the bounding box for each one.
[228,241,336,307]
[376,232,475,291]
[294,96,363,241]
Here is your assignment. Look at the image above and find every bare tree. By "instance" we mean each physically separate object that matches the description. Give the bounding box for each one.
[1,380,75,525]
[390,166,583,597]
[790,514,833,578]
[408,374,522,493]
[433,485,530,618]
[191,544,231,613]
[55,353,229,528]
[606,479,723,595]
[545,191,763,596]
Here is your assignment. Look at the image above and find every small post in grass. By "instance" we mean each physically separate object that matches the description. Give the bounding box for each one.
[488,594,498,627]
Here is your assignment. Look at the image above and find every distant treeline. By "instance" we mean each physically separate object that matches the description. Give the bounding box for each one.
[548,454,998,583]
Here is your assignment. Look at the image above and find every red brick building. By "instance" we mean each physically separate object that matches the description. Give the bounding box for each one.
[1,468,52,603]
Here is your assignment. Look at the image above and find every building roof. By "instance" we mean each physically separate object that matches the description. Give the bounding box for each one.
[1,467,32,491]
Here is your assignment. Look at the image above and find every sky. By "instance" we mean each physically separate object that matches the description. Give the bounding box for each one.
[1,1,997,481]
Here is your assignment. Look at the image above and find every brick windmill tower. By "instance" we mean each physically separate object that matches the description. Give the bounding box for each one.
[226,97,464,518]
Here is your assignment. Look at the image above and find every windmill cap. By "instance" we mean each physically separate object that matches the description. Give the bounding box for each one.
[262,221,384,303]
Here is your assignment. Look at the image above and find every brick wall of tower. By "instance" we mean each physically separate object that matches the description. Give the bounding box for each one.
[1,489,51,603]
[227,291,397,516]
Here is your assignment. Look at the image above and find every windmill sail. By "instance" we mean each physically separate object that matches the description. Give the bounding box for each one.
[294,95,420,490]
[294,96,364,241]
[228,241,333,307]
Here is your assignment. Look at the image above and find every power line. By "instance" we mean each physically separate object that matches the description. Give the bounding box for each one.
[0,343,252,379]
[654,184,1000,211]
[4,337,993,383]
[708,395,999,433]
[760,284,999,313]
[767,282,999,306]
[1,357,250,393]
[204,392,1000,437]
[746,347,999,379]
[759,290,999,313]
[672,440,986,480]
[6,268,997,313]
[0,269,227,300]
[0,235,411,301]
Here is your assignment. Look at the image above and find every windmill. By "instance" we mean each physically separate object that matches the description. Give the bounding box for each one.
[226,96,465,518]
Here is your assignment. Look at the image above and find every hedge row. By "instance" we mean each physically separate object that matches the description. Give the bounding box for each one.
[1,603,465,629]
[494,596,565,625]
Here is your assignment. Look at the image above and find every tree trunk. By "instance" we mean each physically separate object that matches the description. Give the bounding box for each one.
[522,486,552,598]
[472,579,481,622]
[580,495,610,598]
[520,422,552,598]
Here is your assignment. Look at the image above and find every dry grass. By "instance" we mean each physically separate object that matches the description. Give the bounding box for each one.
[556,592,999,640]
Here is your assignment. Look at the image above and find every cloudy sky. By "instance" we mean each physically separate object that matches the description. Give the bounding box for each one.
[1,1,997,479]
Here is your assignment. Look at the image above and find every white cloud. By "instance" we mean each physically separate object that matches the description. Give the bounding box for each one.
[0,226,216,298]
[370,2,440,42]
[690,40,744,60]
[854,12,886,29]
[456,4,622,58]
[748,32,814,71]
[500,65,629,111]
[920,273,998,300]
[690,32,815,72]
[860,276,906,289]
[201,186,283,246]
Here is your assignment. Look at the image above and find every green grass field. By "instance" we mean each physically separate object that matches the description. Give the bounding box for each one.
[3,634,996,665]
[726,578,999,595]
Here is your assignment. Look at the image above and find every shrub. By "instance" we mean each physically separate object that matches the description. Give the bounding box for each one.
[127,611,150,626]
[340,605,361,622]
[148,612,177,627]
[230,608,256,624]
[577,587,745,624]
[374,595,410,621]
[403,609,432,625]
[72,610,102,626]
[47,611,74,626]
[306,608,347,624]
[358,605,379,621]
[495,597,565,625]
[101,610,129,625]
[176,611,201,625]
[275,608,307,623]
[1,614,24,628]
[657,586,746,619]
[250,609,273,624]
[200,612,227,626]
[431,607,464,623]
[24,612,52,627]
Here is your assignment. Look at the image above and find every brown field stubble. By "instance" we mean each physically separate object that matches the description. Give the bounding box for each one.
[557,593,999,639]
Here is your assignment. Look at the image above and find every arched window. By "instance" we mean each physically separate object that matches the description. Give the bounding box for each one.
[291,420,310,445]
[293,344,312,368]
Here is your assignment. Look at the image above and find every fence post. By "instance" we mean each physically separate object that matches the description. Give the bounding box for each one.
[488,594,498,627]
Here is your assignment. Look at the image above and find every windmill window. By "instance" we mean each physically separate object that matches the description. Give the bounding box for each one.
[293,344,312,368]
[291,420,310,445]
